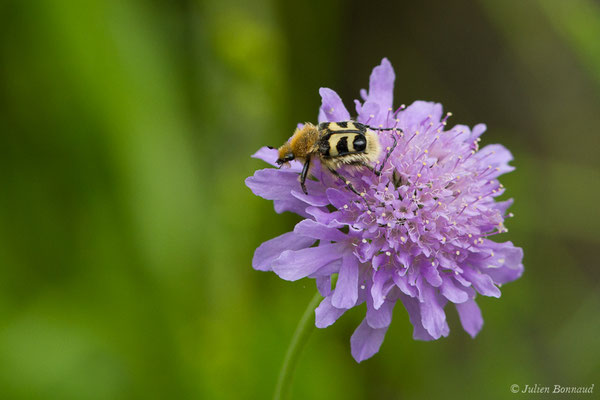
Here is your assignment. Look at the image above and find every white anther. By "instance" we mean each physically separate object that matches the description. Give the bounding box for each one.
[385,251,391,256]
[400,236,407,243]
[456,250,460,255]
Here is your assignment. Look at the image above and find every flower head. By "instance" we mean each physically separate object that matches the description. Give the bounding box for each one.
[246,58,523,362]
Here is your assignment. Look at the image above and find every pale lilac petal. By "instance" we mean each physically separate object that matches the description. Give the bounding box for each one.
[252,231,315,271]
[294,219,348,242]
[367,297,394,329]
[273,199,310,218]
[356,101,380,124]
[456,298,484,338]
[397,101,443,132]
[331,253,359,308]
[272,243,345,281]
[365,58,395,116]
[421,262,442,287]
[350,318,389,362]
[480,241,524,284]
[309,259,341,279]
[392,271,418,297]
[316,276,332,297]
[252,147,302,171]
[462,267,501,298]
[305,207,344,227]
[475,144,515,175]
[471,123,487,140]
[290,189,329,207]
[440,275,469,304]
[399,294,435,341]
[371,268,392,309]
[245,169,301,201]
[318,88,351,122]
[315,296,346,328]
[418,278,449,339]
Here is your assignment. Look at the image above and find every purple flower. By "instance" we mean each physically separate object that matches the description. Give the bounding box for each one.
[246,58,524,362]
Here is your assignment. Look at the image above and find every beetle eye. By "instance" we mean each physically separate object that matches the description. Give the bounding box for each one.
[353,136,367,151]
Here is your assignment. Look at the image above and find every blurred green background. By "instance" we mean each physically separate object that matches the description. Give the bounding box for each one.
[1,0,599,399]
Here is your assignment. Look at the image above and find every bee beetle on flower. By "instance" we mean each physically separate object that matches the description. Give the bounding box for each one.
[246,58,523,362]
[274,120,400,196]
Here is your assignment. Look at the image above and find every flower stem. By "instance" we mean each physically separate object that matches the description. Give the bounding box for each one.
[273,291,322,400]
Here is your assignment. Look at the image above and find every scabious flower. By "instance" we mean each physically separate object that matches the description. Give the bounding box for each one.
[246,58,523,362]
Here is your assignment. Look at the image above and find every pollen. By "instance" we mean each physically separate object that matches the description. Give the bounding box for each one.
[400,236,407,243]
[456,250,460,255]
[362,238,367,243]
[385,251,391,256]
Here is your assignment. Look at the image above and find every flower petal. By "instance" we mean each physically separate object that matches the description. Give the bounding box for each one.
[371,268,392,309]
[456,298,484,338]
[440,274,469,304]
[331,252,359,308]
[418,278,449,339]
[462,267,501,298]
[315,295,346,328]
[272,243,345,281]
[399,294,435,341]
[421,261,443,287]
[252,231,315,271]
[480,241,524,284]
[367,297,394,329]
[365,58,395,121]
[319,88,351,122]
[397,101,443,133]
[294,219,348,242]
[475,144,515,176]
[251,147,302,170]
[350,318,389,362]
[245,169,301,201]
[316,275,332,297]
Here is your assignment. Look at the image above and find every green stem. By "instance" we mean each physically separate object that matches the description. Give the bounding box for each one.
[273,291,322,400]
